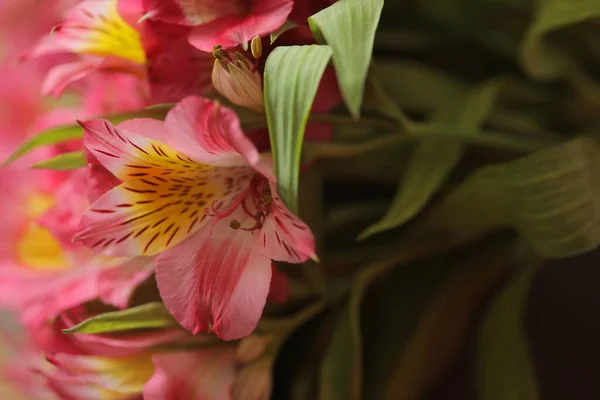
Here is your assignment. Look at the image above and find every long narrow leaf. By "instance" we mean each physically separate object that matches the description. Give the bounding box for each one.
[63,302,179,334]
[2,106,172,166]
[264,45,332,212]
[309,0,384,118]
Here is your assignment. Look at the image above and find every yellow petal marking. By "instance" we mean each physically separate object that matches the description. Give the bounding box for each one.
[74,0,146,64]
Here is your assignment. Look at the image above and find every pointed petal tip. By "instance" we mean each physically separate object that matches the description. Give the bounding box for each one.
[311,253,320,263]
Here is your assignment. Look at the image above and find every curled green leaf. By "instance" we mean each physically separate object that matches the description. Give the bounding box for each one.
[63,302,179,334]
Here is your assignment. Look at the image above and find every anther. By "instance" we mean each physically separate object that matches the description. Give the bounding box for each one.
[229,220,241,229]
[251,36,262,59]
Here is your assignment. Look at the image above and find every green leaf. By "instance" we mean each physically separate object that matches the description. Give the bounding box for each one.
[63,302,179,334]
[521,0,600,79]
[477,267,539,400]
[2,106,172,167]
[415,137,600,258]
[2,124,83,167]
[264,45,332,212]
[309,0,384,118]
[359,79,503,239]
[270,20,298,44]
[31,151,86,170]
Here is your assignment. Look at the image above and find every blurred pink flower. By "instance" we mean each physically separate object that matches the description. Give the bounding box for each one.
[144,0,294,51]
[44,352,152,400]
[0,168,153,327]
[74,96,316,340]
[24,0,213,104]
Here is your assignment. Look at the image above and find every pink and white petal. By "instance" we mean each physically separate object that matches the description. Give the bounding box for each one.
[79,118,196,180]
[74,163,252,256]
[143,348,236,400]
[156,209,272,340]
[257,182,317,263]
[41,59,102,97]
[188,0,293,51]
[46,352,153,395]
[164,96,259,167]
[54,0,146,64]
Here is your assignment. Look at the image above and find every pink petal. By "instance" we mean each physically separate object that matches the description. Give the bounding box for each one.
[75,163,252,256]
[164,96,259,167]
[145,0,246,26]
[45,352,153,398]
[27,0,146,65]
[147,37,214,103]
[188,0,294,51]
[41,59,102,97]
[79,118,167,180]
[144,348,236,400]
[156,207,272,340]
[257,182,317,263]
[85,153,121,203]
[0,256,153,326]
[81,72,150,115]
[39,169,89,250]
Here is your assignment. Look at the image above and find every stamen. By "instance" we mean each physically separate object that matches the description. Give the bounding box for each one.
[204,186,252,236]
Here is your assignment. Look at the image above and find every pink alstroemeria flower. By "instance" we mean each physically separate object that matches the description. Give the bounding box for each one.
[75,96,316,340]
[0,167,153,327]
[26,0,213,103]
[144,0,294,51]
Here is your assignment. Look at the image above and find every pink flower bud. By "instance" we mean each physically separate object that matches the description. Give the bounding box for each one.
[212,49,265,113]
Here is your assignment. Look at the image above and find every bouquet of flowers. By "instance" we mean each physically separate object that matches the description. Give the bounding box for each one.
[0,0,597,398]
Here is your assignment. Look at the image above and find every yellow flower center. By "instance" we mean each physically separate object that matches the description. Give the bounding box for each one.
[15,193,69,271]
[76,0,146,65]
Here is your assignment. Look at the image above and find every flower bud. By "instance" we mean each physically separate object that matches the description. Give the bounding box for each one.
[212,49,264,113]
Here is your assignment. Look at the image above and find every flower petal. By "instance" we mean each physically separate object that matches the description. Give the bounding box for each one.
[147,35,213,103]
[145,0,247,26]
[258,182,317,263]
[79,118,170,180]
[187,0,294,51]
[143,348,236,400]
[0,257,153,326]
[75,161,253,256]
[164,96,259,167]
[41,59,102,97]
[27,0,146,64]
[46,352,153,398]
[156,207,272,340]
